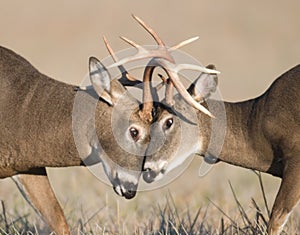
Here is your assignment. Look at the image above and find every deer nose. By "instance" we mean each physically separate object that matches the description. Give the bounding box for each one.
[143,168,157,183]
[122,182,137,199]
[113,181,137,199]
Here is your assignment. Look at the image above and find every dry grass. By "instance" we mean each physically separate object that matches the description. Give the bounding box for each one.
[0,171,299,235]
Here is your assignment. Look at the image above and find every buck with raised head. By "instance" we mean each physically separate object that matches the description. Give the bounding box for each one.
[0,40,154,233]
[106,16,300,235]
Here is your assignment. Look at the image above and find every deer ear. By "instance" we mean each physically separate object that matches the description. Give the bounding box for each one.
[187,64,218,103]
[89,57,113,105]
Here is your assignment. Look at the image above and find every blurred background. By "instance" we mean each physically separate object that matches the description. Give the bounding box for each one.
[0,0,299,233]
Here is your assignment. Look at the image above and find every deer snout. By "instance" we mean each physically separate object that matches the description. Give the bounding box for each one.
[143,168,157,183]
[142,160,167,183]
[123,181,138,199]
[113,181,138,199]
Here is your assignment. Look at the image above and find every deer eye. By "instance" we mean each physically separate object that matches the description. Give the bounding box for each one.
[163,118,174,130]
[129,127,139,141]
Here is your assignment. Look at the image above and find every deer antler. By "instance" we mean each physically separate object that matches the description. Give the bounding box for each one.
[103,36,164,119]
[158,59,217,117]
[118,14,174,122]
[146,59,217,118]
[107,15,201,69]
[106,15,219,119]
[132,14,165,46]
[139,62,156,122]
[103,36,141,87]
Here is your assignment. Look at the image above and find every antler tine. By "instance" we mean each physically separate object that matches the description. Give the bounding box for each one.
[175,63,220,74]
[157,73,168,83]
[155,74,168,92]
[169,36,200,51]
[132,14,165,47]
[157,74,174,105]
[103,36,118,62]
[165,79,175,106]
[103,36,140,83]
[120,36,145,49]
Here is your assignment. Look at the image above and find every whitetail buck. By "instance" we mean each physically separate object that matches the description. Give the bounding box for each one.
[0,28,172,232]
[105,16,300,235]
[142,64,300,234]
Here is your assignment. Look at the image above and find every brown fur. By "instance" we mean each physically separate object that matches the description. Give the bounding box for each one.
[0,46,148,234]
[143,65,300,235]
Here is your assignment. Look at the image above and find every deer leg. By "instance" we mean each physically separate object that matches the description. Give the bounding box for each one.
[12,169,70,235]
[268,157,300,235]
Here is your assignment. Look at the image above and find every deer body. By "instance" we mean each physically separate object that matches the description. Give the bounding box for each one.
[216,66,299,178]
[0,46,147,234]
[0,46,80,176]
[143,65,300,234]
[218,66,300,234]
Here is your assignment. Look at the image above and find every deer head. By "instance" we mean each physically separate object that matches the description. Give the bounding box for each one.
[73,56,150,199]
[143,68,219,183]
[80,15,219,196]
[103,15,219,185]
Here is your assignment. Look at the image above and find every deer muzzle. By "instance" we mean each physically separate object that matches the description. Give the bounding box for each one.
[142,168,157,183]
[113,180,138,199]
[142,159,167,183]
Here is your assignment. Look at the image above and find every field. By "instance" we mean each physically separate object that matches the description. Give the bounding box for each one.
[0,164,299,234]
[0,1,300,234]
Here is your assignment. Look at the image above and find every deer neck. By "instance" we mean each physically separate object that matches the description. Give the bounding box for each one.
[201,98,281,176]
[0,46,109,175]
[31,81,111,169]
[9,75,103,169]
[21,77,83,168]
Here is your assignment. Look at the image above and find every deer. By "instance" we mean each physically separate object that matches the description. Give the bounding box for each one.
[0,21,178,232]
[0,44,151,233]
[105,16,300,235]
[144,64,300,234]
[0,14,218,234]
